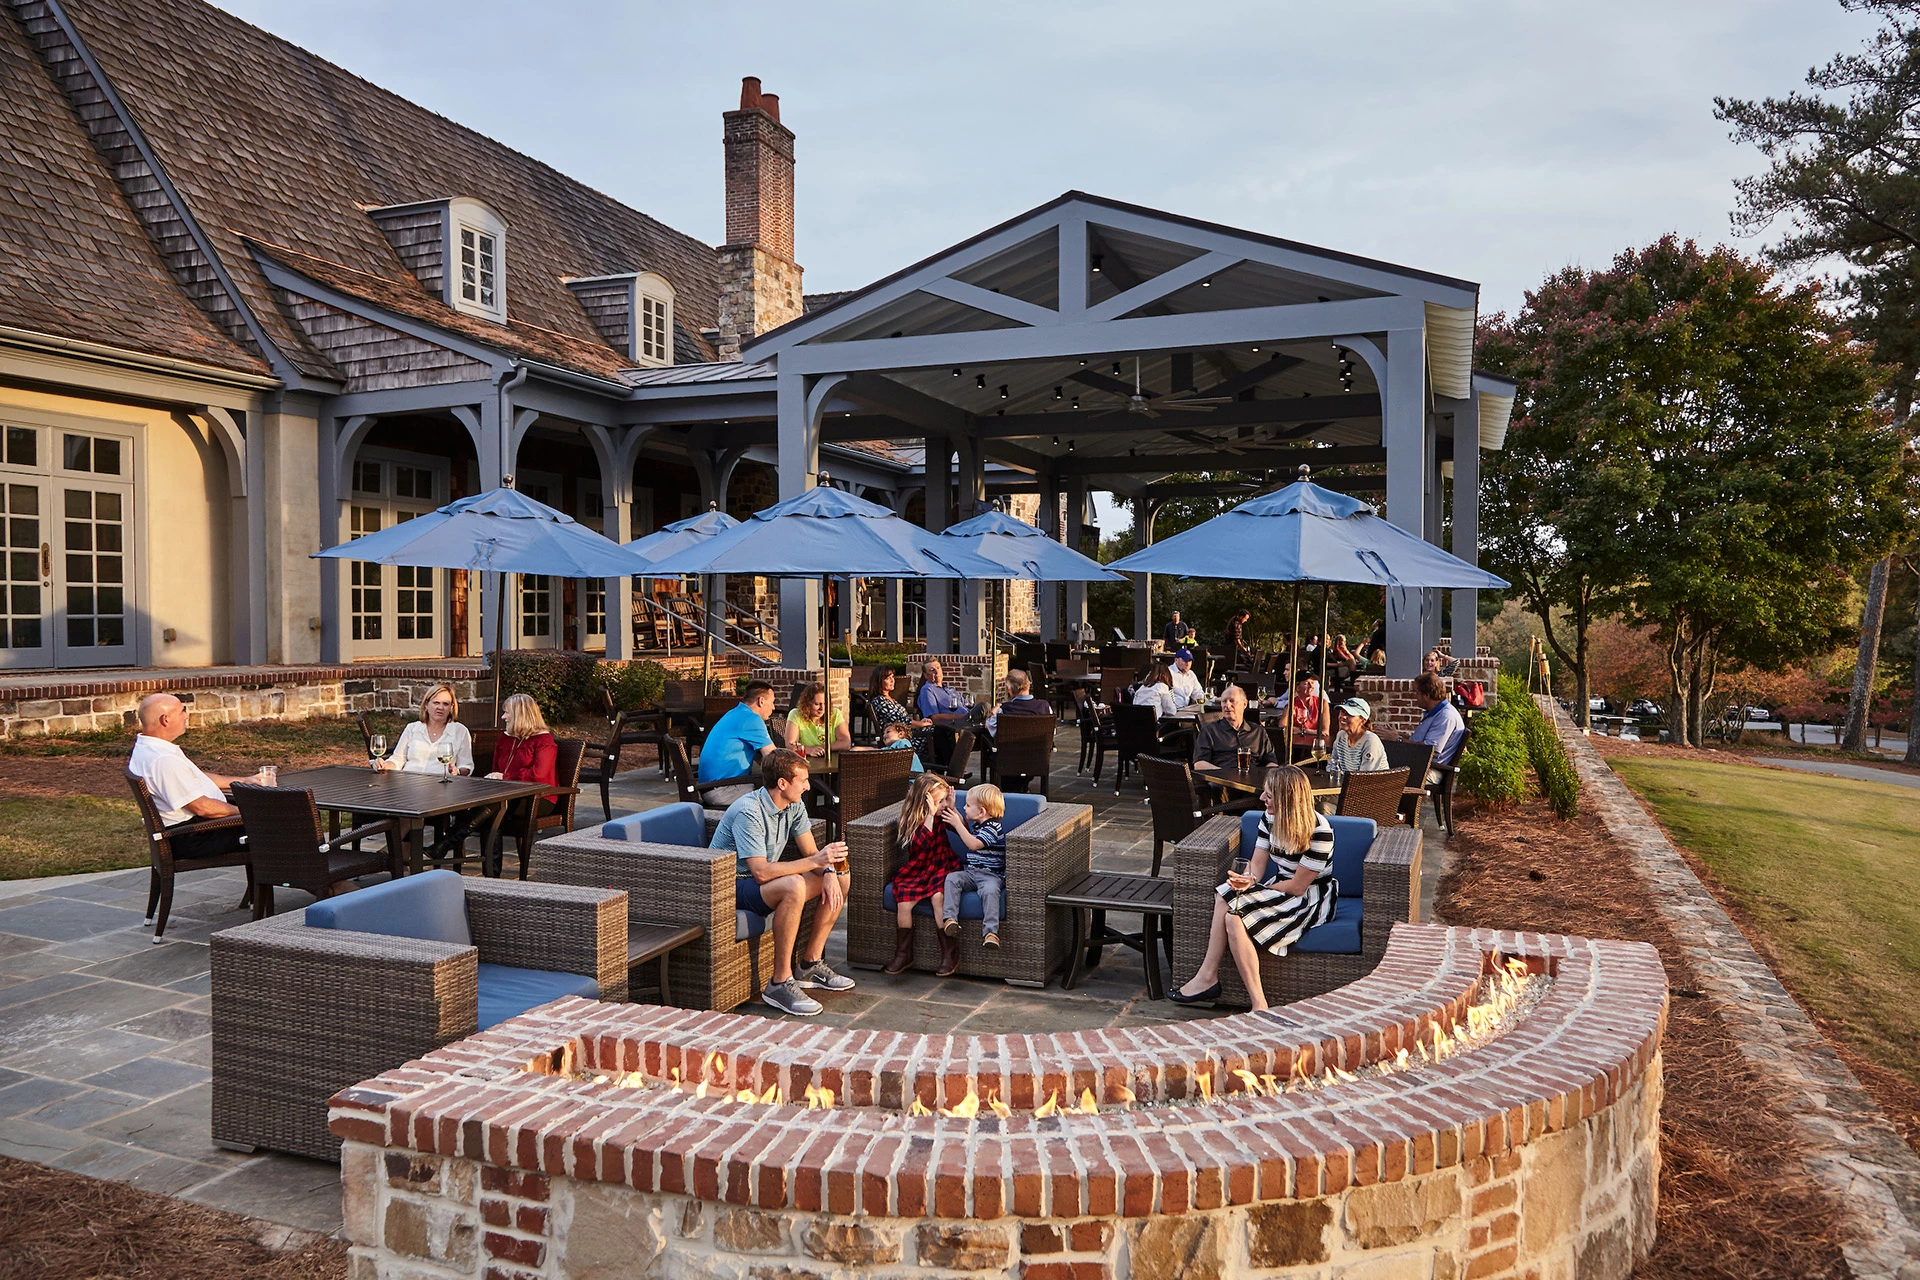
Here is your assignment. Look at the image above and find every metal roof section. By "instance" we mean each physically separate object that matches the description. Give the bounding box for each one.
[619,361,777,387]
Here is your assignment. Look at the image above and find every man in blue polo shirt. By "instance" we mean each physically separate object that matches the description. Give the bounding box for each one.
[698,680,778,806]
[1405,671,1466,784]
[709,748,853,1017]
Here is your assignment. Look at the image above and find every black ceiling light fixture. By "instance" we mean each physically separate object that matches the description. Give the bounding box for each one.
[975,373,986,389]
[1068,439,1076,452]
[952,367,962,377]
[1112,361,1123,376]
[1071,396,1081,410]
[1201,277,1213,288]
[1053,386,1063,400]
[999,384,1009,399]
[1091,253,1103,274]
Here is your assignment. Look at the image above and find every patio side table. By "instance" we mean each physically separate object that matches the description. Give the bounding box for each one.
[627,922,705,1006]
[1046,871,1175,999]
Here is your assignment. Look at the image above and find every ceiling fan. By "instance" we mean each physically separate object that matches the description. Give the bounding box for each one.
[1084,358,1233,420]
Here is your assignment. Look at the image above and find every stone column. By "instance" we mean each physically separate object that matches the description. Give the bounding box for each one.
[1065,477,1089,643]
[955,438,985,655]
[776,373,823,668]
[1038,474,1061,642]
[924,436,952,653]
[1132,495,1156,644]
[1449,393,1481,659]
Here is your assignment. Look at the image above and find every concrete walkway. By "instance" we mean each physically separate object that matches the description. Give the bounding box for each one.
[1756,756,1920,790]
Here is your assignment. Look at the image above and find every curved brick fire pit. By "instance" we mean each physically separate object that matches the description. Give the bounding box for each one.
[332,922,1664,1278]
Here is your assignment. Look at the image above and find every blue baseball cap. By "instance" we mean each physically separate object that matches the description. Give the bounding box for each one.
[1175,648,1194,662]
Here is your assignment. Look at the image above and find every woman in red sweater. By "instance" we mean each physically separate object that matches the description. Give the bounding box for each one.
[488,694,557,791]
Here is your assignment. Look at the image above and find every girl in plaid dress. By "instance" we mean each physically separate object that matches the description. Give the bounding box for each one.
[884,774,964,975]
[1169,764,1336,1012]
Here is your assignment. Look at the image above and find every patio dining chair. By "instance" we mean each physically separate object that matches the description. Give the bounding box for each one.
[125,772,252,943]
[1074,689,1115,781]
[1334,768,1412,828]
[498,737,586,880]
[1139,754,1258,877]
[941,727,978,787]
[990,713,1056,795]
[1111,703,1161,794]
[1428,724,1472,836]
[228,783,399,919]
[831,747,916,838]
[663,737,755,809]
[1380,740,1434,827]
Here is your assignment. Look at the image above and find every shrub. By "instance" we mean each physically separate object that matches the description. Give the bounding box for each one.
[489,649,599,724]
[1458,691,1528,811]
[592,659,669,711]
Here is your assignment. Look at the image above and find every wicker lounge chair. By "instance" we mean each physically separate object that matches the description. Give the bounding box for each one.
[209,870,627,1160]
[532,804,826,1013]
[1170,810,1420,1007]
[845,794,1091,987]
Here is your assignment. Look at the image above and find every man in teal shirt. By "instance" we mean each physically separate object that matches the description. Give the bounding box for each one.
[709,748,853,1017]
[698,681,777,805]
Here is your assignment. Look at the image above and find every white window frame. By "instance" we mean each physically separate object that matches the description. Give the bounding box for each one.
[632,271,675,367]
[347,447,448,658]
[448,197,507,323]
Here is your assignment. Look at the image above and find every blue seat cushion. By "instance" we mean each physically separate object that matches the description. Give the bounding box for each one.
[475,964,598,1030]
[601,801,706,848]
[737,909,770,940]
[882,882,984,920]
[1293,895,1363,954]
[944,791,1044,857]
[1236,811,1375,898]
[305,868,470,947]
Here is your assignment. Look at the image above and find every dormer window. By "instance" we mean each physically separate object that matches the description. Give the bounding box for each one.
[633,272,675,367]
[447,198,507,323]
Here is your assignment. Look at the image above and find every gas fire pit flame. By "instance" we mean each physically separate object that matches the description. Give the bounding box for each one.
[559,957,1547,1120]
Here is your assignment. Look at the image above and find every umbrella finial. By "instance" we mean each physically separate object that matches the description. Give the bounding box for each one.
[1297,464,1312,482]
[816,471,832,488]
[502,475,516,489]
[708,500,719,511]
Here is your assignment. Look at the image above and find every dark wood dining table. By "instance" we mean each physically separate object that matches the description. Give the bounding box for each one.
[1193,764,1342,801]
[275,766,568,876]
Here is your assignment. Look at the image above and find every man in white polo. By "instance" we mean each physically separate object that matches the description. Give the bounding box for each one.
[1168,648,1206,706]
[128,694,252,852]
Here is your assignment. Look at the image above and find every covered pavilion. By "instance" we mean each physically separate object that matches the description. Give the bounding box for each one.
[630,191,1515,676]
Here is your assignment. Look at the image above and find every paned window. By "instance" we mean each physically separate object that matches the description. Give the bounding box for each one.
[521,575,552,638]
[350,505,383,641]
[346,453,444,655]
[0,423,135,667]
[460,227,497,311]
[1,483,43,650]
[640,294,668,362]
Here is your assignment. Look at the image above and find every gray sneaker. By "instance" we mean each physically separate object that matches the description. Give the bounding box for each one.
[762,980,823,1017]
[793,958,855,991]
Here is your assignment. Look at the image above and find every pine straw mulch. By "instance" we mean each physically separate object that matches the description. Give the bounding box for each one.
[1436,796,1850,1280]
[0,1154,347,1280]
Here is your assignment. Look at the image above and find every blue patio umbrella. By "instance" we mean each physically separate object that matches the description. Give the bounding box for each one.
[935,509,1124,582]
[1105,470,1507,756]
[643,485,993,748]
[314,487,646,707]
[625,506,742,687]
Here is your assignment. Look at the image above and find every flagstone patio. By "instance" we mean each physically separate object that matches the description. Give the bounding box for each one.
[0,743,1448,1236]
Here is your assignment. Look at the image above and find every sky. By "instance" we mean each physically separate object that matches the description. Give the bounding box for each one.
[217,0,1881,529]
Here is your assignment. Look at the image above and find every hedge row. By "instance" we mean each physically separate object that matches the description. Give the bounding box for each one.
[487,650,673,723]
[1457,675,1580,820]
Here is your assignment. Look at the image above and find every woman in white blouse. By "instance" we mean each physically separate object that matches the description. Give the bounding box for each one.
[1132,662,1182,719]
[374,684,474,776]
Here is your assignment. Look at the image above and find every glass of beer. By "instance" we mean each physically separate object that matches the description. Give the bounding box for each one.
[1236,747,1252,773]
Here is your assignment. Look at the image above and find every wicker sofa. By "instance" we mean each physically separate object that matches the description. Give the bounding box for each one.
[209,872,627,1161]
[531,804,825,1013]
[1171,811,1421,1007]
[845,793,1091,987]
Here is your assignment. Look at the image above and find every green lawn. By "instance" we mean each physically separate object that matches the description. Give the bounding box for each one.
[1611,757,1920,1087]
[0,796,147,880]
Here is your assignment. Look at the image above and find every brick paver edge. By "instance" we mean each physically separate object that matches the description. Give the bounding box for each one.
[1551,696,1920,1279]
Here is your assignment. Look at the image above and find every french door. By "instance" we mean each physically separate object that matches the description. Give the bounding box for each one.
[0,424,135,669]
[347,453,444,658]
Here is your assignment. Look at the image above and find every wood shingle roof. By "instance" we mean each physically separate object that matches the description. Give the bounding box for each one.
[7,0,724,384]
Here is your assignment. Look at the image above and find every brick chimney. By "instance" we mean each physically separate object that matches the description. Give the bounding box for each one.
[714,77,802,361]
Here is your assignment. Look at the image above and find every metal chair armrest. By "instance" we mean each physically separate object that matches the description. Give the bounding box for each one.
[319,818,400,853]
[161,812,246,842]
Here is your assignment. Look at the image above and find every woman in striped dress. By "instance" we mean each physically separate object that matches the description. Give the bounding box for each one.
[867,667,933,763]
[1169,764,1337,1012]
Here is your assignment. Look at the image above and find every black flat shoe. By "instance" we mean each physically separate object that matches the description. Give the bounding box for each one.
[1167,981,1221,1005]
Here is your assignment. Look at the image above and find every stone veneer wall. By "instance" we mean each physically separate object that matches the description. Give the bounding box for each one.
[756,667,850,716]
[332,924,1664,1280]
[903,653,1010,704]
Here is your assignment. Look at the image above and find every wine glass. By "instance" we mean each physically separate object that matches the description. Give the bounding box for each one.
[1229,856,1252,890]
[368,733,387,768]
[437,744,455,781]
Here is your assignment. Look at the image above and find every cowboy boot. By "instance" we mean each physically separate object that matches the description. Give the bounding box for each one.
[883,926,915,975]
[935,928,960,977]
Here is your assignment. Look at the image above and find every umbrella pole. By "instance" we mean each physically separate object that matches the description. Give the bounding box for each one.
[821,573,832,770]
[1320,585,1330,712]
[702,573,714,693]
[1287,582,1301,763]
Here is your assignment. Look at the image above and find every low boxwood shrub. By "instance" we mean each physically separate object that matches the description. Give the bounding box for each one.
[488,649,598,723]
[592,659,669,712]
[1512,679,1580,819]
[1458,689,1528,810]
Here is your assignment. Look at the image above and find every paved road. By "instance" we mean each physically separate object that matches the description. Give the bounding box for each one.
[1755,757,1920,790]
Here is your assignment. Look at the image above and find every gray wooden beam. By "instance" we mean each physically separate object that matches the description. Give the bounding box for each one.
[1053,444,1384,476]
[970,393,1380,438]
